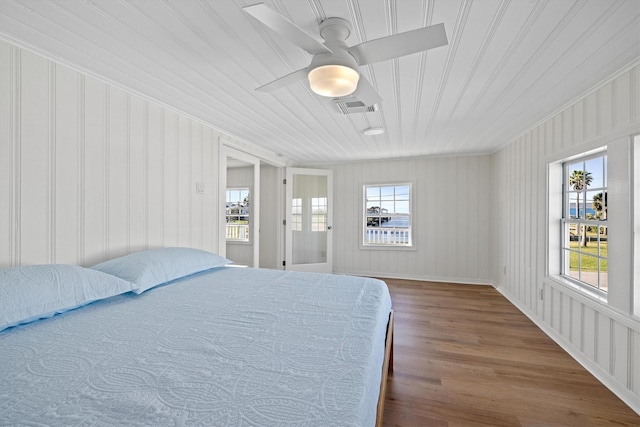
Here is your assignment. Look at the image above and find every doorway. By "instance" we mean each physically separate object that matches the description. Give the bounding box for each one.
[284,168,333,273]
[219,146,260,268]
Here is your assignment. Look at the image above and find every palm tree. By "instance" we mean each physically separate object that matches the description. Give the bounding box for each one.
[592,192,607,220]
[569,170,593,247]
[592,191,607,237]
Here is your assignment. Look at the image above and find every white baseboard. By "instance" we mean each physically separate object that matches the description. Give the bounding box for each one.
[496,286,640,416]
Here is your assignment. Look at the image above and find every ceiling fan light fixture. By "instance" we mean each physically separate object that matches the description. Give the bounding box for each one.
[308,65,359,97]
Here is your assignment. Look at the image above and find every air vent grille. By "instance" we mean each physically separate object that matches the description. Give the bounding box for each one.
[333,98,378,114]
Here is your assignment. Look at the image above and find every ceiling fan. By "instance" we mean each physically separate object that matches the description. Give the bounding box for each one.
[244,3,448,106]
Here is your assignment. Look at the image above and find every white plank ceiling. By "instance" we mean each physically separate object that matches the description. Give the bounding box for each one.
[1,0,639,164]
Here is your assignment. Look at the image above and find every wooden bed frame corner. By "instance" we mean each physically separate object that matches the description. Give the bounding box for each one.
[376,309,394,426]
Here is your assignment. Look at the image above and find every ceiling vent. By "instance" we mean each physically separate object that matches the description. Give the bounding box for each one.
[333,97,378,114]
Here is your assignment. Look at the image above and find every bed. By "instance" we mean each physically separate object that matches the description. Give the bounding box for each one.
[0,248,393,426]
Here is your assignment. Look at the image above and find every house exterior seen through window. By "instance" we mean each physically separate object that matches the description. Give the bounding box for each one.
[363,183,412,247]
[226,188,250,242]
[561,152,608,292]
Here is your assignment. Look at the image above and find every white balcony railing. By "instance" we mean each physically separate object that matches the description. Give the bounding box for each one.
[364,227,410,245]
[226,224,249,241]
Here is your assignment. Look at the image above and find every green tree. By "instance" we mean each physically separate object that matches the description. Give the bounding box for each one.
[592,191,607,236]
[569,170,592,247]
[592,191,607,220]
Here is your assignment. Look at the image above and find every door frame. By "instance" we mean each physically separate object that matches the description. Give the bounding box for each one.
[284,167,333,273]
[218,145,260,268]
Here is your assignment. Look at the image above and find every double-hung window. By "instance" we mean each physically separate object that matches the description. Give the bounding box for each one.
[226,188,250,242]
[363,183,412,247]
[561,152,608,292]
[311,197,328,232]
[291,198,302,231]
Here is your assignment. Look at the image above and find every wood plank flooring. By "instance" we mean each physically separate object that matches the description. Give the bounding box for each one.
[380,279,640,426]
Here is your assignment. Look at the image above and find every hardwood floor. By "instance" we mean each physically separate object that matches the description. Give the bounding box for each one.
[380,279,639,426]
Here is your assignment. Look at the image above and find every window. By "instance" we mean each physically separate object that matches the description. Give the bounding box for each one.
[311,197,327,232]
[363,183,412,246]
[561,152,607,292]
[290,197,327,232]
[226,188,250,242]
[291,198,302,231]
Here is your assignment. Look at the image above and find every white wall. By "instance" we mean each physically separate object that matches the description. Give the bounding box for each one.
[320,155,492,283]
[490,64,640,412]
[0,40,222,267]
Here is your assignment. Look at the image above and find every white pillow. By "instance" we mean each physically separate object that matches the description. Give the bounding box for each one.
[0,264,136,332]
[90,247,231,294]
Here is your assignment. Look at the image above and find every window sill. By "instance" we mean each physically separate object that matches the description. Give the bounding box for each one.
[545,274,608,304]
[226,240,251,245]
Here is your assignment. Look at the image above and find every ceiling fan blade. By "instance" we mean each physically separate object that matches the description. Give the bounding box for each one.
[353,75,382,105]
[256,67,309,92]
[244,3,332,55]
[349,23,447,65]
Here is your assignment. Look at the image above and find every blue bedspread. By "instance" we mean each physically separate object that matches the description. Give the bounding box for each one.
[0,267,392,426]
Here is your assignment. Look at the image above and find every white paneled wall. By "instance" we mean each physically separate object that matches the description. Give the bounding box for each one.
[490,64,640,413]
[0,40,221,267]
[321,155,492,284]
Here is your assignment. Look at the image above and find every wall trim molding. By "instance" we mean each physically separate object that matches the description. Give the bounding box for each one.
[78,74,86,265]
[48,61,56,264]
[11,45,21,267]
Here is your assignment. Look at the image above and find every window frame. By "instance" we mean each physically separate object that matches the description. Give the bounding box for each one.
[633,134,640,317]
[560,151,608,294]
[310,196,328,232]
[361,182,413,249]
[291,197,302,232]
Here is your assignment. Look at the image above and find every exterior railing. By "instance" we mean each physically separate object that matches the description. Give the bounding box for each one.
[364,227,410,245]
[226,224,249,241]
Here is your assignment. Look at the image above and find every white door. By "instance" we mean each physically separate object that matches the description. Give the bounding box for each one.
[285,168,333,273]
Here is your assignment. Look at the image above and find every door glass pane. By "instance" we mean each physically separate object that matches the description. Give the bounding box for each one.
[292,174,327,265]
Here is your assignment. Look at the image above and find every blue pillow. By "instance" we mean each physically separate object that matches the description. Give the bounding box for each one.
[0,264,136,332]
[90,247,231,294]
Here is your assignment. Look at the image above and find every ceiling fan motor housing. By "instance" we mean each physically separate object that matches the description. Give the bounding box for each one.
[313,17,358,71]
[319,17,352,41]
[307,17,360,97]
